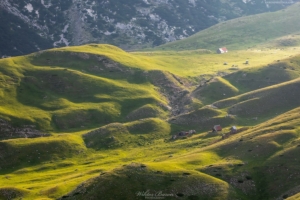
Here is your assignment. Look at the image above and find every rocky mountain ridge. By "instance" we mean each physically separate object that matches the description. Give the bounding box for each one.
[0,0,298,57]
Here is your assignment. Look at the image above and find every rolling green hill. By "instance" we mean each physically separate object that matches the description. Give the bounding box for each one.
[2,7,300,198]
[0,45,299,199]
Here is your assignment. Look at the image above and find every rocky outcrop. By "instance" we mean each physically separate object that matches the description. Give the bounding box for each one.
[0,119,49,139]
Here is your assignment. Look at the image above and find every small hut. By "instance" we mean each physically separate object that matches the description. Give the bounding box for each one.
[217,47,228,54]
[212,125,222,132]
[230,126,237,134]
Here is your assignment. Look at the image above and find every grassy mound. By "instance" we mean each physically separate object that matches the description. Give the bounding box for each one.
[83,118,171,149]
[193,54,300,105]
[30,50,149,83]
[58,163,238,200]
[0,46,169,133]
[0,134,86,171]
[169,107,235,132]
[0,187,29,200]
[225,57,300,92]
[260,34,300,48]
[125,104,168,121]
[212,77,300,123]
[193,77,239,104]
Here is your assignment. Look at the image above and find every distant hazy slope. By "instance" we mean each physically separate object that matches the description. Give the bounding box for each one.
[155,3,300,51]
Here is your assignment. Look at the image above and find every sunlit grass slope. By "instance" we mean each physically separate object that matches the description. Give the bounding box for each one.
[1,39,300,199]
[2,44,299,133]
[83,118,171,149]
[49,43,300,77]
[169,107,234,133]
[0,46,170,132]
[212,77,300,124]
[134,47,300,77]
[196,107,300,199]
[193,77,239,105]
[60,163,238,200]
[192,55,300,104]
[168,54,300,132]
[53,107,300,200]
[260,34,300,49]
[155,3,300,51]
[0,134,86,171]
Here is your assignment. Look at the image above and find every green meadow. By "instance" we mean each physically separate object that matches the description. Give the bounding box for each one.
[154,3,300,51]
[2,3,300,200]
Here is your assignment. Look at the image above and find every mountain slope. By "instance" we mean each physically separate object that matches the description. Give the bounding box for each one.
[0,9,53,57]
[155,2,300,51]
[1,0,299,57]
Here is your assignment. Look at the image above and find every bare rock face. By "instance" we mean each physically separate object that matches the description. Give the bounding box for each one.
[0,0,295,57]
[0,119,49,139]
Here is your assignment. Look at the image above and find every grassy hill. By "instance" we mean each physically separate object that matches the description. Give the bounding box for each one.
[154,2,300,51]
[0,46,171,133]
[2,44,298,134]
[1,20,300,199]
